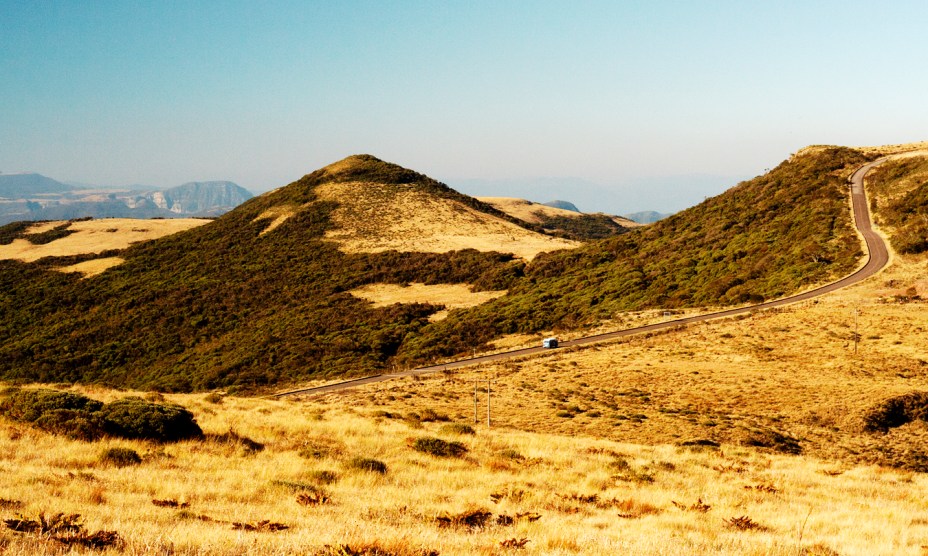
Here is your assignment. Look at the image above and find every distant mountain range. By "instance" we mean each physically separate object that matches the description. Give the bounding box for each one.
[0,173,253,224]
[622,210,671,224]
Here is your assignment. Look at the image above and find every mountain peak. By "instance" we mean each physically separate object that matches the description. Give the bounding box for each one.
[317,154,422,186]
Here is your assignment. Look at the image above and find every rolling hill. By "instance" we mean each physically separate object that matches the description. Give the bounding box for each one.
[0,148,881,391]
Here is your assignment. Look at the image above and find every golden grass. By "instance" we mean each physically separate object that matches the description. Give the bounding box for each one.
[54,257,125,278]
[254,205,299,236]
[0,218,209,263]
[2,387,928,555]
[314,182,580,260]
[349,283,507,322]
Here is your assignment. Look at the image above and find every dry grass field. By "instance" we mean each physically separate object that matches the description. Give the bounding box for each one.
[0,218,209,275]
[349,283,507,322]
[1,385,927,555]
[314,182,580,260]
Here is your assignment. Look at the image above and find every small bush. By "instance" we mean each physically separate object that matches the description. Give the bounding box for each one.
[0,389,202,444]
[206,430,264,453]
[498,448,525,461]
[439,423,475,435]
[346,457,387,474]
[100,447,142,468]
[0,389,102,423]
[33,409,106,441]
[412,437,468,458]
[97,397,203,442]
[308,470,339,485]
[864,392,928,432]
[204,393,224,404]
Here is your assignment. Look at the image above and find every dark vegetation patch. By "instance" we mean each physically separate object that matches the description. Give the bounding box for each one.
[863,392,928,432]
[3,512,122,550]
[438,423,476,435]
[536,213,631,240]
[99,447,142,467]
[205,430,265,453]
[867,156,928,254]
[0,150,873,391]
[346,457,388,474]
[0,388,202,443]
[734,427,802,454]
[411,437,468,458]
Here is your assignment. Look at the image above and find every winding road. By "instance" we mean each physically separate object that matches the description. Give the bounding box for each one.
[275,158,890,398]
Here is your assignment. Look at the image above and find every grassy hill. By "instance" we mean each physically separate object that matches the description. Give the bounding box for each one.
[400,147,872,361]
[0,148,878,392]
[0,156,569,392]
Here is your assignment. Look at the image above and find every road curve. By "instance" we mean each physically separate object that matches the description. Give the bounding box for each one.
[275,158,890,398]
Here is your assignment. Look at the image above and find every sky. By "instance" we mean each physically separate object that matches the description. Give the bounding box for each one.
[2,1,927,213]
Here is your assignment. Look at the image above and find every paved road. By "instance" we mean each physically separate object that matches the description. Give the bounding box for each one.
[275,158,890,398]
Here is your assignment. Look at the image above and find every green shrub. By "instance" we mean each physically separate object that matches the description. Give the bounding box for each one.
[346,457,387,474]
[205,430,263,453]
[204,392,224,404]
[439,423,476,435]
[498,448,525,461]
[411,437,468,458]
[308,470,339,485]
[864,392,928,432]
[97,397,202,442]
[100,447,142,467]
[0,389,103,423]
[34,409,107,441]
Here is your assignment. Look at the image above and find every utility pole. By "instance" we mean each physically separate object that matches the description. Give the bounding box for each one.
[487,378,492,428]
[473,379,478,424]
[854,307,860,355]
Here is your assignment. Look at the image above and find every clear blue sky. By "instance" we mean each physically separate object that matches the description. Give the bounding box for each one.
[2,1,926,212]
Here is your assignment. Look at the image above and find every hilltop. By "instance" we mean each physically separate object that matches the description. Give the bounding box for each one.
[0,148,896,392]
[477,196,638,240]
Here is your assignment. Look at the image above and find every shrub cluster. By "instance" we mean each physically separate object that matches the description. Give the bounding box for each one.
[411,437,468,458]
[863,392,928,432]
[0,388,202,442]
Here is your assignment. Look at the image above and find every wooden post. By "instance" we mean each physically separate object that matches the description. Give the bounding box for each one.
[473,380,478,424]
[487,378,491,428]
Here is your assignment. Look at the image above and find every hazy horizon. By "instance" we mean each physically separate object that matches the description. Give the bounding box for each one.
[3,2,926,212]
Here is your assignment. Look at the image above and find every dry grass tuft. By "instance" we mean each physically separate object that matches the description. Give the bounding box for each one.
[151,499,188,509]
[744,483,779,494]
[4,512,122,549]
[724,515,768,531]
[499,537,530,549]
[297,490,331,507]
[671,498,711,513]
[230,520,289,532]
[612,498,662,518]
[435,508,493,529]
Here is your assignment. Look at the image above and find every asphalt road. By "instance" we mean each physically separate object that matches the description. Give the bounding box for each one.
[275,158,890,398]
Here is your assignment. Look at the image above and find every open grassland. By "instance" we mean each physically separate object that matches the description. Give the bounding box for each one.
[344,248,928,471]
[315,182,580,260]
[349,283,507,322]
[0,218,208,265]
[2,387,928,555]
